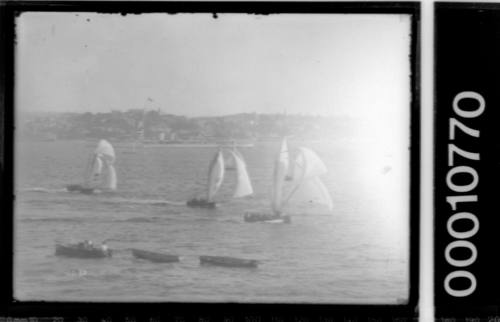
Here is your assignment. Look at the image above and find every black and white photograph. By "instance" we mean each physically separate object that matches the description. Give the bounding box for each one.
[12,8,416,304]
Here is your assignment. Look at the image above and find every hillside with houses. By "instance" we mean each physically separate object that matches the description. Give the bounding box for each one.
[17,109,363,143]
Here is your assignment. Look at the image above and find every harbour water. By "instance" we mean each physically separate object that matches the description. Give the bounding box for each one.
[14,139,409,303]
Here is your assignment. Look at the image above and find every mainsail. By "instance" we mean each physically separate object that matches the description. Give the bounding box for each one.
[206,149,225,202]
[230,149,253,198]
[271,138,290,214]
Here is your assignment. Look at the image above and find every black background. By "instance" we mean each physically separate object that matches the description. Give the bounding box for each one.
[435,2,500,318]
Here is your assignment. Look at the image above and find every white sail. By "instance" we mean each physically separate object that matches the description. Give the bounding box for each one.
[95,139,116,164]
[103,163,117,191]
[282,147,332,211]
[271,138,290,214]
[230,149,253,198]
[83,140,117,190]
[294,147,327,179]
[292,176,333,212]
[311,177,333,211]
[206,149,225,202]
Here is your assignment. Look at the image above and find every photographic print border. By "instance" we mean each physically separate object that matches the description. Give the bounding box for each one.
[0,2,420,321]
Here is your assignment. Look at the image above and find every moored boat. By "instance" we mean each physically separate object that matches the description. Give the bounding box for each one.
[186,198,216,209]
[131,248,180,263]
[199,255,258,268]
[66,184,94,194]
[243,212,291,224]
[55,243,112,259]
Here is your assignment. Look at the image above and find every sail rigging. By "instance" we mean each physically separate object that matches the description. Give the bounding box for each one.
[230,149,253,198]
[206,149,225,202]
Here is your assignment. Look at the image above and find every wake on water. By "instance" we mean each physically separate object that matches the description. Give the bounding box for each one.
[18,187,187,206]
[101,197,186,206]
[19,187,67,193]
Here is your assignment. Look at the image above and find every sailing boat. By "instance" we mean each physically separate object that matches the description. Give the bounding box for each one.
[187,147,253,208]
[66,139,117,194]
[244,146,332,223]
[187,148,225,208]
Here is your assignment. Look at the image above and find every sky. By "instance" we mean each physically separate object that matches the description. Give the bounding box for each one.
[15,12,411,118]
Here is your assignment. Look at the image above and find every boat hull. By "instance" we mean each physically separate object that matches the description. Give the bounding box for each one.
[55,244,112,259]
[66,184,94,194]
[186,199,216,209]
[131,248,179,263]
[199,255,258,268]
[243,212,291,224]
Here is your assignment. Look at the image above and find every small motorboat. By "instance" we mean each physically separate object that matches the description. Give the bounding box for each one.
[66,184,94,194]
[199,255,258,268]
[243,212,291,224]
[55,243,112,259]
[186,198,216,209]
[131,248,180,263]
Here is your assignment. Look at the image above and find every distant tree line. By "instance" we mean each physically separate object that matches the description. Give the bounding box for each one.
[17,109,354,141]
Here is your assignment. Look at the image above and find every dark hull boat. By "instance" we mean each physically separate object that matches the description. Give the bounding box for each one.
[55,243,112,259]
[199,255,258,268]
[243,212,291,224]
[66,184,94,194]
[131,248,179,263]
[186,198,216,209]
